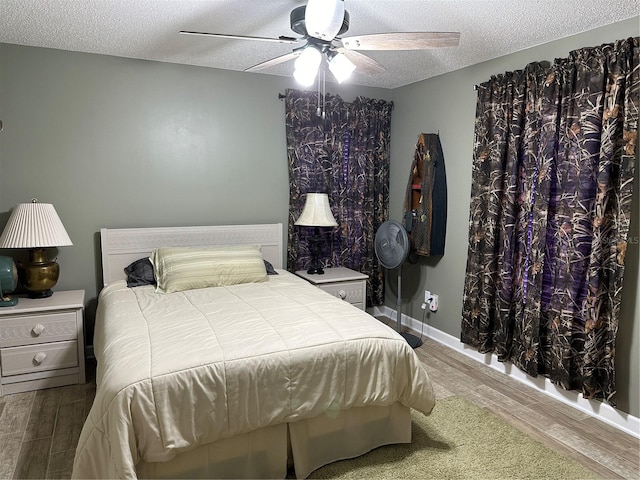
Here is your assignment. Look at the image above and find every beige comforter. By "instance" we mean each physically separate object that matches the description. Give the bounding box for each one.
[72,271,435,478]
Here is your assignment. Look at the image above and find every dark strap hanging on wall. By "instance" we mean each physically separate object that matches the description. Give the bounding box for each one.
[404,133,447,256]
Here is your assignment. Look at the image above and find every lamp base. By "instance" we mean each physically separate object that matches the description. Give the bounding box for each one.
[27,289,54,299]
[18,248,60,299]
[306,227,327,275]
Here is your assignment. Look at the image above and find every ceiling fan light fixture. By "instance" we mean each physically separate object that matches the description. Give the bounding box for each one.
[293,68,317,86]
[294,46,322,85]
[305,0,345,40]
[328,52,356,83]
[294,45,322,71]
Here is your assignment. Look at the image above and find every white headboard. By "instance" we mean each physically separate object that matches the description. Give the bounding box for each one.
[100,223,284,286]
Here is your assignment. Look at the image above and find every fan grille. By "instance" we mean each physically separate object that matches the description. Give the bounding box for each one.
[374,220,409,269]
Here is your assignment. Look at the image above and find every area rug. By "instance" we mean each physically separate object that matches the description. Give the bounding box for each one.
[309,396,596,479]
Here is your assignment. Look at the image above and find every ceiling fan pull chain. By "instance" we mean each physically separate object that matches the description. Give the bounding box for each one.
[317,72,322,117]
[322,69,327,120]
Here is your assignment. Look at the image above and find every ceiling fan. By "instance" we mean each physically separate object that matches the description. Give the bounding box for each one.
[179,0,460,86]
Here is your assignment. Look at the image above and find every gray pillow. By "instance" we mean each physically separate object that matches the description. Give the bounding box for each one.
[264,260,278,275]
[124,257,156,287]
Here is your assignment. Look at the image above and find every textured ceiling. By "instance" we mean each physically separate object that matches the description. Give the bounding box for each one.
[1,0,638,89]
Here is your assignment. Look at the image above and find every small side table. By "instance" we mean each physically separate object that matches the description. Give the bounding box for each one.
[0,290,86,395]
[295,267,368,310]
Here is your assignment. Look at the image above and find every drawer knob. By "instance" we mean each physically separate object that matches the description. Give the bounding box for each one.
[338,290,347,300]
[32,324,46,336]
[33,352,47,365]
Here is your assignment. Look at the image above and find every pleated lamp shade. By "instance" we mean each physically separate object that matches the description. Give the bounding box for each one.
[295,193,338,227]
[0,201,73,248]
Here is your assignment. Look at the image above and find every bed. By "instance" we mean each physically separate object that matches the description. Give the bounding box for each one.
[72,224,435,479]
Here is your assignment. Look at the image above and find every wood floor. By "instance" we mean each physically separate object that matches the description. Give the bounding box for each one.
[0,373,95,479]
[414,337,639,479]
[0,337,638,479]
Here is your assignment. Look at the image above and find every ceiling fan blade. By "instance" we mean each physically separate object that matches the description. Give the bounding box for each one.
[340,32,460,50]
[245,51,300,72]
[335,48,386,75]
[179,31,299,44]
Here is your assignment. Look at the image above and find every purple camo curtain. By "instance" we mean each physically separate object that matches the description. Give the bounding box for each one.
[461,37,638,404]
[285,89,393,306]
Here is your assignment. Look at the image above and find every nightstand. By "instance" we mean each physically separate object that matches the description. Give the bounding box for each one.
[0,290,86,395]
[295,267,368,310]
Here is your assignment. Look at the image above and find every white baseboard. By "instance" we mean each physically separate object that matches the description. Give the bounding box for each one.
[372,306,640,439]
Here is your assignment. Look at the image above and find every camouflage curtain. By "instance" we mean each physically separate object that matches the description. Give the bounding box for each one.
[285,88,393,306]
[461,37,639,403]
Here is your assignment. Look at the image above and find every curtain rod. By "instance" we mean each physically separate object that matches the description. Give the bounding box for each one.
[281,87,482,94]
[282,87,481,94]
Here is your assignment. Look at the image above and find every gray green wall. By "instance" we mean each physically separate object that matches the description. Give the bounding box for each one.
[0,43,389,339]
[389,17,639,416]
[0,17,637,417]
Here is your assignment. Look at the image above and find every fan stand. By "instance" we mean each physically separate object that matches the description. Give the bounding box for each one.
[396,265,422,349]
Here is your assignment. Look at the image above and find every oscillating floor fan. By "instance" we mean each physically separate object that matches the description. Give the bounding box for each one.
[374,220,423,349]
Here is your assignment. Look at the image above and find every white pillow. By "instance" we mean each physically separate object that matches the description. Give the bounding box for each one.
[150,244,267,293]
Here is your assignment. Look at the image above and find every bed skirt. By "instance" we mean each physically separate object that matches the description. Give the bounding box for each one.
[136,402,411,479]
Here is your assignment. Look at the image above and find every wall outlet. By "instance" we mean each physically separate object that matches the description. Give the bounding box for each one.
[424,290,431,303]
[430,294,439,312]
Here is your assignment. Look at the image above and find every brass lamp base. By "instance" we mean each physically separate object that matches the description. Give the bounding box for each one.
[18,248,60,298]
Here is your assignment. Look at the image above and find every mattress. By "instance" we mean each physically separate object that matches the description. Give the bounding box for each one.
[72,270,435,478]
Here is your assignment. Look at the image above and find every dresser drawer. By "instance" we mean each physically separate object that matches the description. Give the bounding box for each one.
[1,340,78,376]
[0,311,78,348]
[318,280,365,306]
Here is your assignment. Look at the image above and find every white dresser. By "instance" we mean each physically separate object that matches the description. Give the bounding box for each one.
[295,267,368,310]
[0,290,86,395]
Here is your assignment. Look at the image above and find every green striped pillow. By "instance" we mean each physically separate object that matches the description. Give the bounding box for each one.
[150,244,267,293]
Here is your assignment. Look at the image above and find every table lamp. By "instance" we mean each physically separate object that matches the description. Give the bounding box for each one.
[0,199,73,298]
[295,192,338,275]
